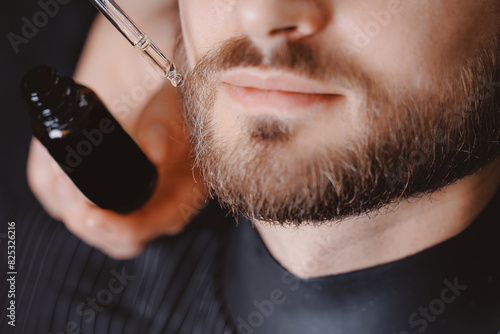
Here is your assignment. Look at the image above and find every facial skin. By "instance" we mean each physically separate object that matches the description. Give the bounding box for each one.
[177,0,500,225]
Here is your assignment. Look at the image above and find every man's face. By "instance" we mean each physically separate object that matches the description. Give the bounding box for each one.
[177,0,500,224]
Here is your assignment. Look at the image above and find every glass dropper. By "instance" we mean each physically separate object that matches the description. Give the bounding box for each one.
[88,0,184,87]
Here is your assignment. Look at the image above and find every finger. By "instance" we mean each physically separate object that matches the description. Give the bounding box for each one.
[27,139,80,220]
[28,138,169,257]
[57,196,145,259]
[136,83,187,166]
[80,185,190,246]
[137,122,169,164]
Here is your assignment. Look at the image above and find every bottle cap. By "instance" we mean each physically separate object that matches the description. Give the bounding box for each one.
[20,66,60,104]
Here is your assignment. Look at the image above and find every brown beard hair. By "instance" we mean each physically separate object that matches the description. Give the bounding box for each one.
[180,35,500,225]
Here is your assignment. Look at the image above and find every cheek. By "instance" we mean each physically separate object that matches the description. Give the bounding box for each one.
[333,1,435,91]
[179,0,241,67]
[333,0,492,93]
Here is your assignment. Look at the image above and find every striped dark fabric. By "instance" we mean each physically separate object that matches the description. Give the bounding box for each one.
[0,199,237,334]
[2,191,500,334]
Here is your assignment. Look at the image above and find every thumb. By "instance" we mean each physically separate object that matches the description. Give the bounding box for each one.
[138,122,169,164]
[135,83,187,166]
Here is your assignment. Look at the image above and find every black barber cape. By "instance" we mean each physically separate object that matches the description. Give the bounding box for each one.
[1,190,500,334]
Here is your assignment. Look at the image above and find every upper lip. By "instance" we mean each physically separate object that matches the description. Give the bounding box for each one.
[221,69,343,96]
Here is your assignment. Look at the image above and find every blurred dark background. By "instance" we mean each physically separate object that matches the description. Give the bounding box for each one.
[0,1,96,221]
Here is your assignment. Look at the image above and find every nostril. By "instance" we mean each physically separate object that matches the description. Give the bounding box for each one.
[269,26,298,36]
[235,0,329,41]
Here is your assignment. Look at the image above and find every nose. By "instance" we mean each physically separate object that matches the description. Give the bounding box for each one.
[234,0,329,49]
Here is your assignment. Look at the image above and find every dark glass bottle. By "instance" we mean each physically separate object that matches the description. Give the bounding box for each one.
[21,66,158,214]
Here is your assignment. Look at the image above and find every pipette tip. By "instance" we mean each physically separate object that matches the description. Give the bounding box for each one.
[167,71,184,87]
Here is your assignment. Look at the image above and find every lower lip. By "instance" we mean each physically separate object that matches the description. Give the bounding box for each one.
[222,83,342,111]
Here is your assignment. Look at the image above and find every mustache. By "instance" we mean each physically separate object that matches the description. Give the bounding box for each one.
[185,36,370,91]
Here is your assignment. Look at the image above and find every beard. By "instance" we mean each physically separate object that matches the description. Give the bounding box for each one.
[179,36,500,225]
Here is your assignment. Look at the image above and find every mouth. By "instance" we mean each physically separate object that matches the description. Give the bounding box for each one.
[221,69,345,111]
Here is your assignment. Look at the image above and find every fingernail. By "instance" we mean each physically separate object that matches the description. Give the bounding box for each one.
[141,123,168,163]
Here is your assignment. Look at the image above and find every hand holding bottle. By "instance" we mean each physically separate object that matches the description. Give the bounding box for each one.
[25,2,202,259]
[27,81,207,259]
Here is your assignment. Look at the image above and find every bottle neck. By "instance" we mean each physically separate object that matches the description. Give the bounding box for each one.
[21,67,91,139]
[30,78,79,127]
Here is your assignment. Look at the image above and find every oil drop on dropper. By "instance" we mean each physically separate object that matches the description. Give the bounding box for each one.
[88,0,184,87]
